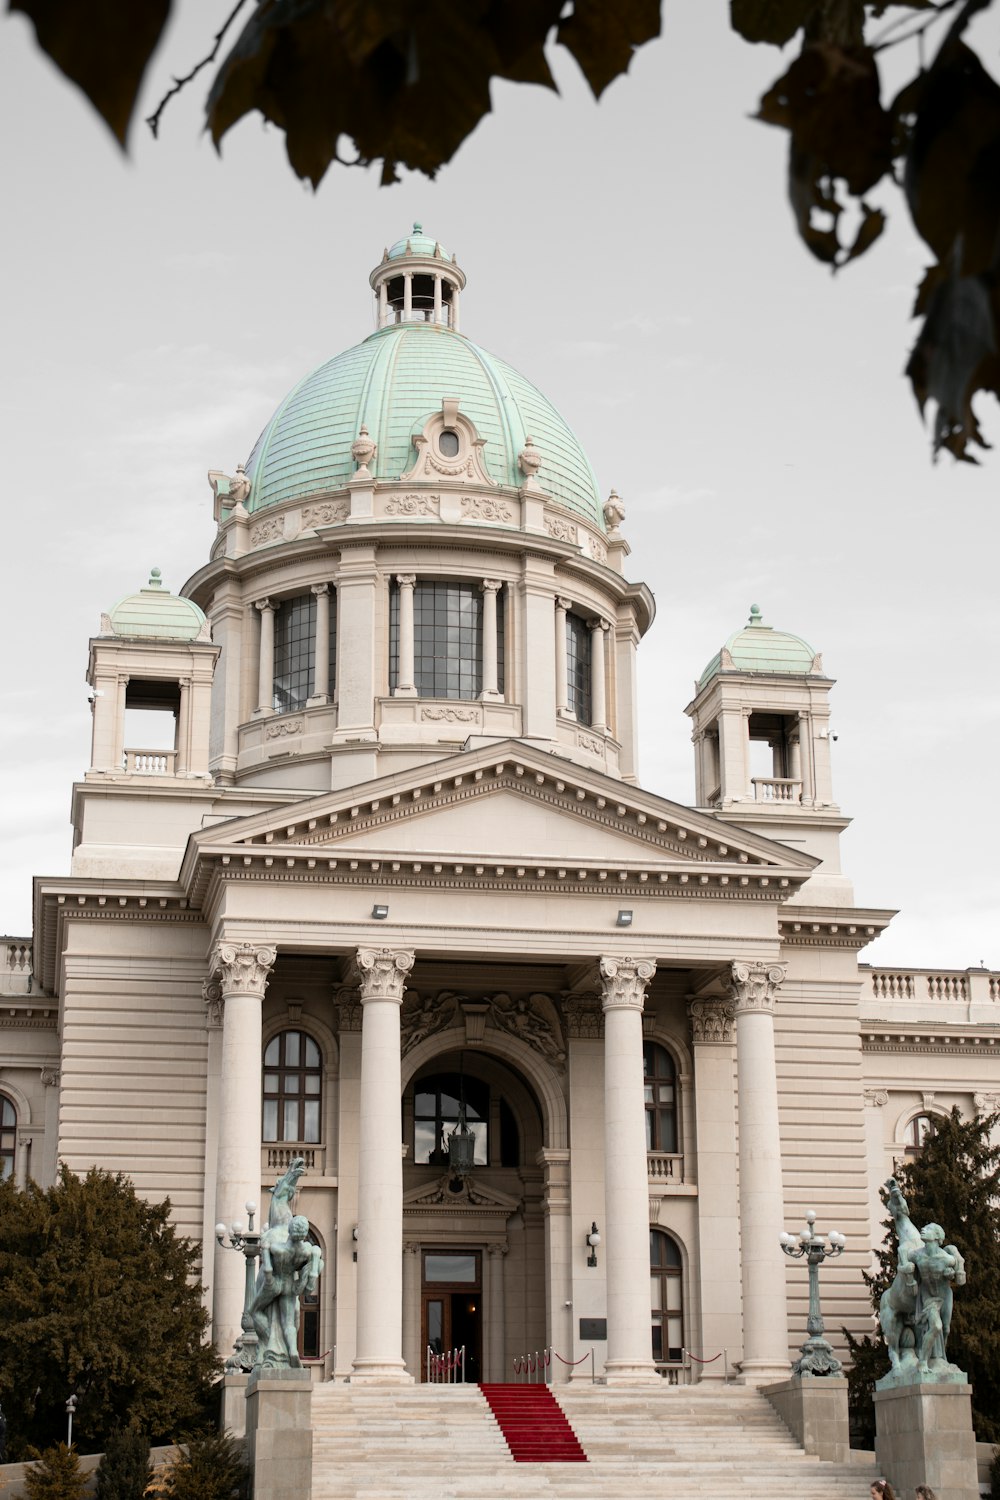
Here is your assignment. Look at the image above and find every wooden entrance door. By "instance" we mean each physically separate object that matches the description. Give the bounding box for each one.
[421,1250,482,1381]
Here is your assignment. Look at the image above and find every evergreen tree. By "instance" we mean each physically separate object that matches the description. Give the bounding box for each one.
[23,1442,87,1500]
[0,1168,220,1460]
[96,1421,153,1500]
[148,1433,249,1500]
[846,1108,1000,1444]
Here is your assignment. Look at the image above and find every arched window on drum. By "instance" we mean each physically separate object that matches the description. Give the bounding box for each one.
[263,1031,322,1143]
[650,1230,683,1367]
[0,1094,15,1181]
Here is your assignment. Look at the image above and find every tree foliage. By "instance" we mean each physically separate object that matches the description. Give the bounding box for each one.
[95,1421,153,1500]
[0,1169,220,1461]
[23,1443,87,1500]
[845,1107,1000,1445]
[7,0,1000,459]
[145,1433,249,1500]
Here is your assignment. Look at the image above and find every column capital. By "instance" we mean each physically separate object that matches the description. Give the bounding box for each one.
[864,1088,889,1108]
[727,961,785,1015]
[254,597,274,615]
[40,1067,60,1088]
[311,581,330,597]
[210,940,277,998]
[598,956,655,1013]
[555,596,571,613]
[588,616,611,634]
[481,578,502,594]
[355,948,415,1004]
[687,996,736,1044]
[202,976,224,1028]
[395,573,416,588]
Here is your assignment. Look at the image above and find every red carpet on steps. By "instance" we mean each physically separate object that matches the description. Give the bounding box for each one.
[479,1383,588,1463]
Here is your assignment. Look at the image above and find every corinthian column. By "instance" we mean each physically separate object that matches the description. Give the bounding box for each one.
[209,940,276,1362]
[395,575,417,697]
[729,960,790,1382]
[688,997,740,1378]
[599,955,659,1383]
[255,600,275,714]
[353,947,415,1383]
[480,579,502,699]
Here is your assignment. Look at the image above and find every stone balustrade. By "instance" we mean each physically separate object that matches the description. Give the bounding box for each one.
[647,1152,683,1183]
[125,747,177,774]
[262,1143,324,1174]
[751,777,802,803]
[860,966,1000,1009]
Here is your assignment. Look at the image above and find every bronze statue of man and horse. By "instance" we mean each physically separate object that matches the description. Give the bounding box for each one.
[878,1177,965,1382]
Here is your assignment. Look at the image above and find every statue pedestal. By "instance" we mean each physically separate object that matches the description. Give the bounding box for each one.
[246,1367,313,1500]
[874,1382,978,1500]
[220,1372,249,1438]
[763,1374,850,1463]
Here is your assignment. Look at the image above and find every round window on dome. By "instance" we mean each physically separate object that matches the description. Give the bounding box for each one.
[438,430,460,459]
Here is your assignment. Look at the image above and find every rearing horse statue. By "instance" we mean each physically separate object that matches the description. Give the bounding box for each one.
[879,1177,965,1376]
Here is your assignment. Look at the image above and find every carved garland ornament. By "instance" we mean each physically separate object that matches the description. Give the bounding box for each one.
[266,719,303,738]
[302,500,349,527]
[250,516,285,547]
[385,493,440,516]
[460,496,513,523]
[544,515,577,543]
[598,956,656,1012]
[421,706,478,723]
[728,961,785,1015]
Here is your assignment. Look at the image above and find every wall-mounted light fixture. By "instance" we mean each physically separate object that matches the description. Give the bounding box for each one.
[372,904,389,920]
[352,1224,359,1262]
[586,1221,601,1267]
[616,910,633,928]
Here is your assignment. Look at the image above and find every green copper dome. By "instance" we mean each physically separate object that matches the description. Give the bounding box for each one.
[387,222,452,262]
[108,569,207,640]
[243,321,603,526]
[699,605,820,687]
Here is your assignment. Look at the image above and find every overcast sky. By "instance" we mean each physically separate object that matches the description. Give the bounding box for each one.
[1,4,997,968]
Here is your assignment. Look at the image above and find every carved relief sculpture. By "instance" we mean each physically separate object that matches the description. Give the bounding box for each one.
[401,991,458,1055]
[688,997,736,1044]
[489,992,566,1065]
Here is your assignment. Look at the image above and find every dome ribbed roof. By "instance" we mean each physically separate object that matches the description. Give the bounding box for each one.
[243,321,604,526]
[107,569,206,640]
[387,222,452,262]
[699,605,820,687]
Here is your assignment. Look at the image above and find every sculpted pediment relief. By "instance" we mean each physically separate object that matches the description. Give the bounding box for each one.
[401,989,566,1068]
[403,1172,521,1212]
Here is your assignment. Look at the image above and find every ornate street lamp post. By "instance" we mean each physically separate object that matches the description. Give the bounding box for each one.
[216,1199,262,1372]
[779,1209,846,1376]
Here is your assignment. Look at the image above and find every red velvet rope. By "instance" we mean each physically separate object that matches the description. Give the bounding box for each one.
[550,1349,591,1366]
[682,1348,722,1363]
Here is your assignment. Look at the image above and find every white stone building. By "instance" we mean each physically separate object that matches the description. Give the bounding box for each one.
[3,227,998,1388]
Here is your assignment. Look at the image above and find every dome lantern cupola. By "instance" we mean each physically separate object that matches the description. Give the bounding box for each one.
[370,222,467,331]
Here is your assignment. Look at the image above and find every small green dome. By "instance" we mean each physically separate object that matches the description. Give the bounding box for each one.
[387,222,452,262]
[699,605,820,687]
[108,569,207,640]
[243,321,603,526]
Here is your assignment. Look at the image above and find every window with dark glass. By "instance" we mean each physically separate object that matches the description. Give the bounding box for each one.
[0,1095,15,1180]
[299,1226,322,1359]
[413,1074,489,1166]
[273,592,336,713]
[651,1230,683,1363]
[389,581,504,700]
[904,1113,936,1155]
[263,1030,322,1143]
[566,613,592,724]
[643,1043,678,1153]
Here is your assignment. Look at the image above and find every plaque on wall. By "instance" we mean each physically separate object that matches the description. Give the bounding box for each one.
[579,1318,607,1340]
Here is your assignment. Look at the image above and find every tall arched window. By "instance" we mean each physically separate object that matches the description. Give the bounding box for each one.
[904,1113,936,1157]
[263,1031,322,1143]
[413,1074,489,1166]
[389,581,504,699]
[273,592,337,712]
[0,1095,15,1180]
[643,1043,678,1153]
[650,1230,683,1364]
[565,613,592,723]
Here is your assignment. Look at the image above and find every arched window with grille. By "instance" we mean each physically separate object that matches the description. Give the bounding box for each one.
[643,1042,678,1154]
[263,1030,323,1143]
[650,1230,683,1365]
[0,1094,15,1180]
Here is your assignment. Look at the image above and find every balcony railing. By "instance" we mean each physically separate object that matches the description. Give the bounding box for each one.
[125,748,177,775]
[751,777,802,803]
[647,1152,683,1184]
[262,1144,324,1174]
[862,968,1000,1005]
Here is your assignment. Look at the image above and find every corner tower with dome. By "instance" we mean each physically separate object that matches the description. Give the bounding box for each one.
[13,230,1000,1429]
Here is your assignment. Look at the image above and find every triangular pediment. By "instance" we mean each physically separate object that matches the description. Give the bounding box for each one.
[184,740,816,903]
[403,1172,521,1212]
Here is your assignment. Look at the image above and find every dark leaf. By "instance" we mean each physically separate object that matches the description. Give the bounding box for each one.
[207,0,569,187]
[9,0,171,147]
[730,0,817,47]
[557,0,661,98]
[907,262,1000,462]
[902,39,1000,276]
[840,200,886,267]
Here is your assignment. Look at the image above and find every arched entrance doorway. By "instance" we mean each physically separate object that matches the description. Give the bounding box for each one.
[401,1047,547,1381]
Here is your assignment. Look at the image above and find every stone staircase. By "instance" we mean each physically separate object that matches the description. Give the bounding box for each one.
[311,1381,878,1498]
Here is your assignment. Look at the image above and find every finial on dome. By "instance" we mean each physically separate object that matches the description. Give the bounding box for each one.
[518,435,543,481]
[413,221,422,235]
[351,423,377,478]
[603,489,626,536]
[147,568,163,589]
[748,603,763,625]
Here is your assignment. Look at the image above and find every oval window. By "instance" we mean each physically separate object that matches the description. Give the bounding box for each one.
[438,430,460,458]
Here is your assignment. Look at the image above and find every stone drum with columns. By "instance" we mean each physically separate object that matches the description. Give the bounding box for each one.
[8,225,999,1429]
